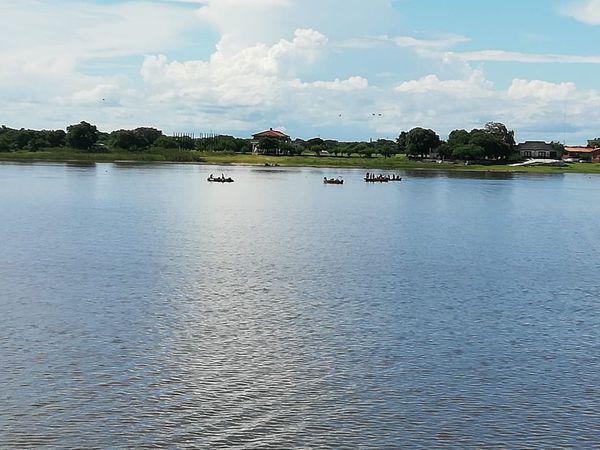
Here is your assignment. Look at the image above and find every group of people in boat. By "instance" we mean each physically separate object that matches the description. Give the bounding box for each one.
[207,173,234,183]
[323,177,344,185]
[207,172,401,184]
[364,172,402,182]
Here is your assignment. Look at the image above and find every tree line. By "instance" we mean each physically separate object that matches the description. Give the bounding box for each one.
[2,120,592,161]
[0,122,252,153]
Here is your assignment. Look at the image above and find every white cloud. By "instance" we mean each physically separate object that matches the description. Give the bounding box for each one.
[335,34,468,52]
[195,0,401,50]
[395,70,493,96]
[141,29,329,108]
[562,0,600,24]
[394,35,469,51]
[453,50,600,64]
[301,77,369,91]
[2,0,600,145]
[0,1,197,61]
[508,79,579,101]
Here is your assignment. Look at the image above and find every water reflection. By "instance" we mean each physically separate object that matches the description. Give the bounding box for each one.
[1,162,600,448]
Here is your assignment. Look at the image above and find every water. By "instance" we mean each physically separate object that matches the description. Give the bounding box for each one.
[1,162,600,448]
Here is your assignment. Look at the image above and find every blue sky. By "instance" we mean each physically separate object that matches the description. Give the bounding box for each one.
[2,0,600,144]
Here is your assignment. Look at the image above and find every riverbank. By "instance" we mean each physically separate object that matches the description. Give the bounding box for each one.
[3,149,600,174]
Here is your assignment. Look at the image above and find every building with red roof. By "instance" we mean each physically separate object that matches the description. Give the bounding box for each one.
[251,128,291,154]
[563,146,600,163]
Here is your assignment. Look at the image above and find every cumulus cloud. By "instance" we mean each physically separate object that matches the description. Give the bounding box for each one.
[508,79,579,101]
[562,0,600,24]
[395,70,493,96]
[2,0,600,144]
[141,29,329,107]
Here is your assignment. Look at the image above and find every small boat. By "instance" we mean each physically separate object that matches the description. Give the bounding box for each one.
[364,173,401,183]
[207,174,234,183]
[323,176,344,185]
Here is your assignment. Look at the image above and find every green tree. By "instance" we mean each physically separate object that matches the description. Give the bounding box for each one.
[258,137,281,153]
[359,142,376,158]
[42,130,66,147]
[174,135,195,150]
[278,141,295,155]
[447,129,470,148]
[551,141,565,153]
[154,136,178,149]
[375,139,397,158]
[397,131,408,154]
[484,122,516,148]
[437,143,452,160]
[469,130,510,160]
[405,127,441,158]
[588,138,600,148]
[110,129,150,151]
[452,144,484,161]
[325,140,340,156]
[307,137,326,156]
[66,121,99,151]
[134,127,162,146]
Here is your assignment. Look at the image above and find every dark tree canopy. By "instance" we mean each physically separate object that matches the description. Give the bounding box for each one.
[374,139,397,158]
[258,137,281,151]
[444,122,516,160]
[469,130,510,160]
[397,131,408,153]
[110,129,150,151]
[134,127,163,146]
[196,135,251,153]
[447,129,470,148]
[0,126,67,152]
[306,137,326,156]
[451,144,484,160]
[405,127,441,158]
[588,138,600,148]
[66,121,99,150]
[154,136,178,149]
[484,122,516,148]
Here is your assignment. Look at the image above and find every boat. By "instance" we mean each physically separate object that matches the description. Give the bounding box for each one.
[364,173,402,183]
[207,174,234,183]
[323,177,344,185]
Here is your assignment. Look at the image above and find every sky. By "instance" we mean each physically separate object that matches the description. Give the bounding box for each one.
[2,0,600,143]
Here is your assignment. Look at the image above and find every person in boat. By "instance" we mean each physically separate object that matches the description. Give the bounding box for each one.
[209,173,214,180]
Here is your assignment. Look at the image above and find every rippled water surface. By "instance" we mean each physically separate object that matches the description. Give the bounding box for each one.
[1,162,600,448]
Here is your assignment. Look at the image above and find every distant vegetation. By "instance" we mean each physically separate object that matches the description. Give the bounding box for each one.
[0,120,580,168]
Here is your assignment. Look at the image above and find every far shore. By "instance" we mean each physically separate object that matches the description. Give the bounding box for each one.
[2,150,600,175]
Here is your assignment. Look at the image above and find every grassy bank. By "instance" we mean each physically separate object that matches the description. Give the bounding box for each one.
[2,148,600,174]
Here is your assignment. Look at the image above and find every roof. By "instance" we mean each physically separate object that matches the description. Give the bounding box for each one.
[564,146,600,154]
[517,141,553,148]
[252,128,290,139]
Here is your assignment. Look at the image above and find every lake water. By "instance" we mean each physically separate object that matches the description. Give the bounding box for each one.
[1,162,600,448]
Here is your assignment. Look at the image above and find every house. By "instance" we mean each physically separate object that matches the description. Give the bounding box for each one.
[251,128,291,154]
[562,146,600,163]
[516,141,562,160]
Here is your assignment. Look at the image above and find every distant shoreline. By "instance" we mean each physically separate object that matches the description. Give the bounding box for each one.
[2,151,600,174]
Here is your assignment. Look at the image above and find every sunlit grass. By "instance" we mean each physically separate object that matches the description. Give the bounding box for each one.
[3,148,600,174]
